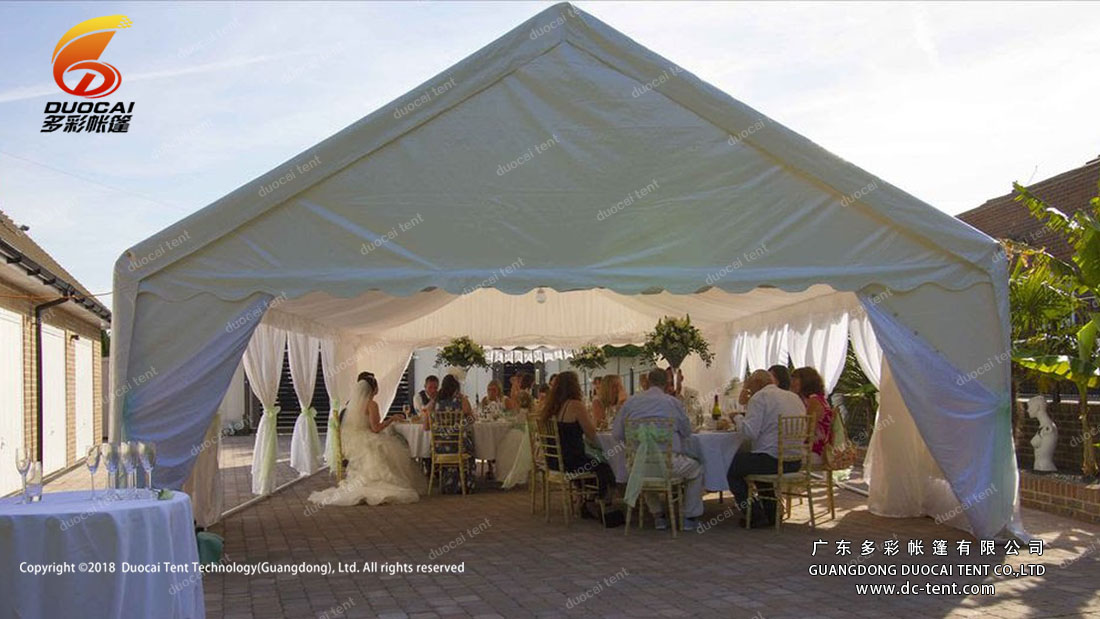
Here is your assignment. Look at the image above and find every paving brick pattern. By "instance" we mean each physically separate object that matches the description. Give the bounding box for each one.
[205,475,1100,619]
[39,438,1100,618]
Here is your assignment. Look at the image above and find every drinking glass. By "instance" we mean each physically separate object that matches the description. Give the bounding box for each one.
[15,447,31,504]
[102,442,119,500]
[26,462,43,502]
[138,442,156,498]
[120,442,138,499]
[86,445,101,499]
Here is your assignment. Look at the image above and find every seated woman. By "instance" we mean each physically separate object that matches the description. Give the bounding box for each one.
[790,367,835,465]
[539,371,616,509]
[505,372,535,412]
[591,374,627,428]
[424,374,478,494]
[308,371,425,506]
[480,379,506,412]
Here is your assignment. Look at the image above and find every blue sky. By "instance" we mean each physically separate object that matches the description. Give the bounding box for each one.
[1,1,1098,297]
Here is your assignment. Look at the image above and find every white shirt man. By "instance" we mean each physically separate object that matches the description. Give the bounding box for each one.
[613,369,705,531]
[728,370,806,527]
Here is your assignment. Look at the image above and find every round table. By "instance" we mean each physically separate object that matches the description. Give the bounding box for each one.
[596,431,744,492]
[0,490,204,619]
[393,421,515,460]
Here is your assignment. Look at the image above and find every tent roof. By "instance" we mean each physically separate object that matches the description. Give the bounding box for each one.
[116,2,1000,322]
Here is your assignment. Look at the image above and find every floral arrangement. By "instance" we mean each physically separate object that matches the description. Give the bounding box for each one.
[570,344,608,371]
[436,336,487,368]
[641,315,714,369]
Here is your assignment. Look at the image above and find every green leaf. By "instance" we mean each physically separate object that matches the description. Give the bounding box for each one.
[1013,354,1100,389]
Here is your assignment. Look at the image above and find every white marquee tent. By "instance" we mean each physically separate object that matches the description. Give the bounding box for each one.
[111,3,1020,538]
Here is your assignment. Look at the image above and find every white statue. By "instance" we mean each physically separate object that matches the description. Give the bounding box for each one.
[1025,395,1058,472]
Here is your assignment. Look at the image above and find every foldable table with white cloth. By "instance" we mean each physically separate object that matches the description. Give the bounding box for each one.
[596,431,745,492]
[0,490,204,619]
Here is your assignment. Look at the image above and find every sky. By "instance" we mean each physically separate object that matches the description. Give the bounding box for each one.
[0,1,1098,298]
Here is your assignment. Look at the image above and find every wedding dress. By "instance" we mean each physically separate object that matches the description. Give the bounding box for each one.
[308,379,425,506]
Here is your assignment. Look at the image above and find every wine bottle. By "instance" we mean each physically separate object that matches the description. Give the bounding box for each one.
[711,394,722,420]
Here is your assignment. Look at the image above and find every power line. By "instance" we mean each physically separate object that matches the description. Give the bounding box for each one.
[0,150,191,214]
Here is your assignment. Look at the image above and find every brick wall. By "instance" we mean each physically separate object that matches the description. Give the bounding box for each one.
[1019,471,1100,524]
[1014,400,1100,474]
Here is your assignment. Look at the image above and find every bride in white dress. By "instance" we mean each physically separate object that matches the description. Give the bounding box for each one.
[309,372,425,506]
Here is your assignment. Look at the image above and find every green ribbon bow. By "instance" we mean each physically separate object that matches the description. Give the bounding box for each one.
[624,424,672,508]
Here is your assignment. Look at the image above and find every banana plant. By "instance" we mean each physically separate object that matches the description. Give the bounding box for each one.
[1012,179,1100,476]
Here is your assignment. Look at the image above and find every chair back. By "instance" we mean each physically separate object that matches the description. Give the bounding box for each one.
[525,409,544,470]
[430,407,467,455]
[533,413,567,473]
[622,417,675,507]
[777,414,813,473]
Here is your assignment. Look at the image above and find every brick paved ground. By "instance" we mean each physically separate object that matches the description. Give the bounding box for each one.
[203,474,1100,619]
[37,439,1100,618]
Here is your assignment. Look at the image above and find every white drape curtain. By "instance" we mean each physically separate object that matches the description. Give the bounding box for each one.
[243,324,287,495]
[744,325,789,371]
[288,333,323,476]
[849,312,882,387]
[730,332,748,382]
[788,310,849,392]
[320,338,343,469]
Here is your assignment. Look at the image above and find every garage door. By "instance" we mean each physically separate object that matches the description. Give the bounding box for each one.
[0,308,23,495]
[41,324,67,474]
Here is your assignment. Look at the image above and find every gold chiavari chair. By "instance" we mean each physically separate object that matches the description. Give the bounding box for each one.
[427,409,471,496]
[525,409,546,514]
[623,418,685,537]
[533,415,603,526]
[744,414,815,530]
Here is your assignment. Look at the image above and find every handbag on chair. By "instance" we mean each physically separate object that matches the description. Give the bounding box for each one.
[823,411,859,470]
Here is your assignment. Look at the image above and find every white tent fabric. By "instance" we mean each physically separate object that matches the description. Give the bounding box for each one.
[109,3,1019,537]
[849,312,883,387]
[288,333,323,476]
[242,324,286,496]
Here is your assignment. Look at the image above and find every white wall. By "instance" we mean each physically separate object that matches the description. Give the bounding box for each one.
[41,324,67,474]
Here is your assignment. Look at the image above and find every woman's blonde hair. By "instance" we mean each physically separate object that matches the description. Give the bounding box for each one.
[598,374,623,408]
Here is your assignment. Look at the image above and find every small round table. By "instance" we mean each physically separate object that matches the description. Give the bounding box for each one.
[0,490,205,619]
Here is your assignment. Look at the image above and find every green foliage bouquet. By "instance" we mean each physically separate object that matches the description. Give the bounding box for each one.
[641,315,714,369]
[571,344,608,371]
[436,336,487,369]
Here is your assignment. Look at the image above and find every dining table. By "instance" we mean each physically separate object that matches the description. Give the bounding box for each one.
[0,489,205,619]
[596,429,745,492]
[392,419,517,461]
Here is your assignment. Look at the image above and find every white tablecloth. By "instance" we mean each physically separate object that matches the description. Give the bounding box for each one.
[393,421,515,460]
[596,431,744,492]
[0,490,204,619]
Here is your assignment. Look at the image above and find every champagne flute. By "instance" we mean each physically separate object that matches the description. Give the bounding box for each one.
[138,442,156,498]
[15,447,31,504]
[86,445,101,499]
[100,443,117,500]
[120,442,138,499]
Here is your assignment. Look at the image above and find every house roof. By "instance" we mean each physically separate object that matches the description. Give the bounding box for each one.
[0,208,111,322]
[957,156,1100,261]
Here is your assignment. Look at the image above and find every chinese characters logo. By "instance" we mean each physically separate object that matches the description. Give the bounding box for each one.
[42,15,136,134]
[52,15,132,98]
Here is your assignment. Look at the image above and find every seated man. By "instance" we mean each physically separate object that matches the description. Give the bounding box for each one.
[411,375,439,418]
[728,369,806,527]
[613,368,704,531]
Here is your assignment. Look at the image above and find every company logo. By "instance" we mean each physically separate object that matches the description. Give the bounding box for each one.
[52,15,132,98]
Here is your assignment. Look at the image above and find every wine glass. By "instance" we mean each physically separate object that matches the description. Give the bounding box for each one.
[15,447,31,504]
[86,445,101,499]
[100,443,117,500]
[119,442,138,499]
[138,442,156,498]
